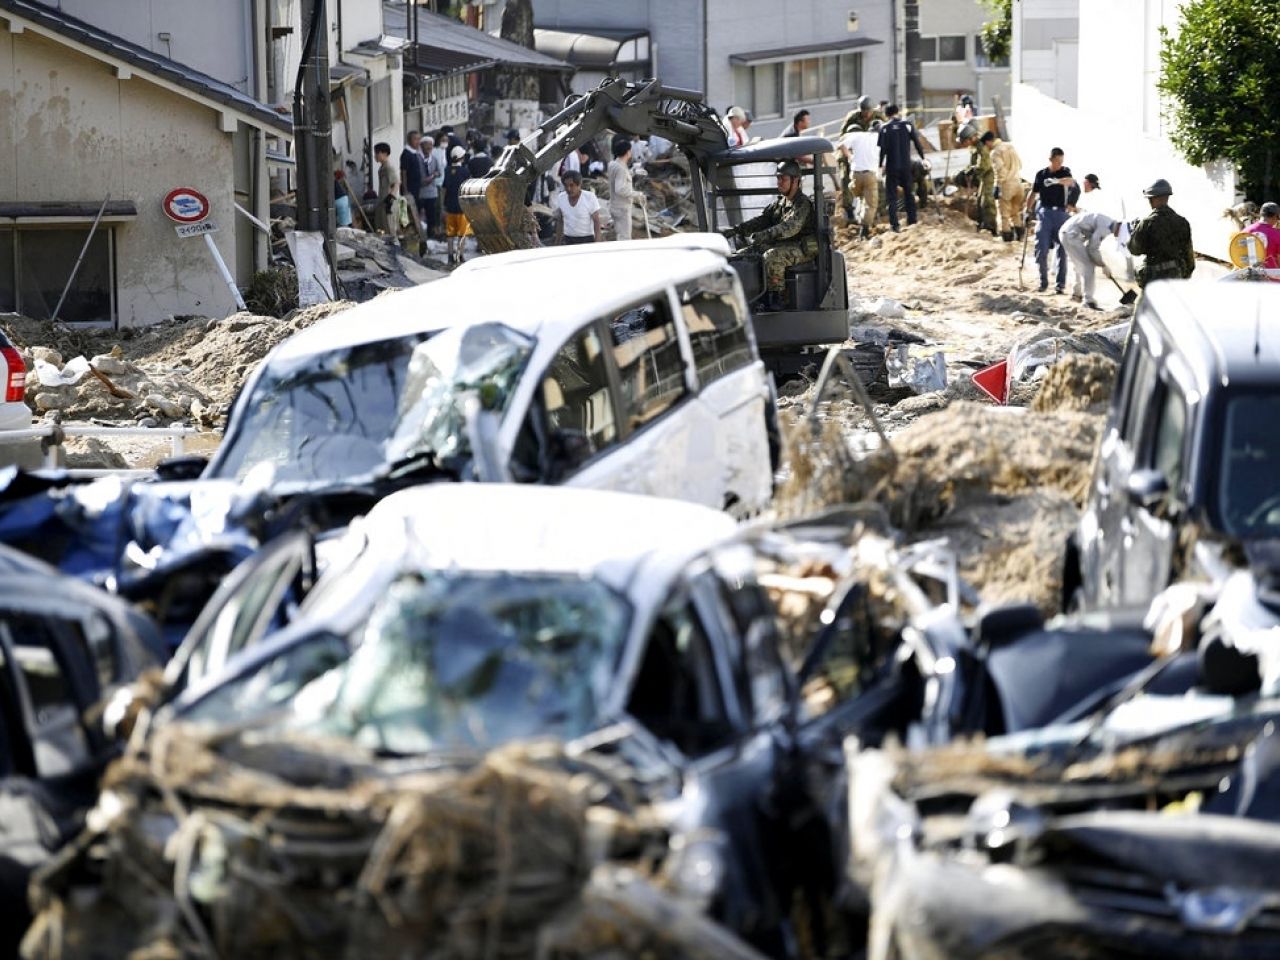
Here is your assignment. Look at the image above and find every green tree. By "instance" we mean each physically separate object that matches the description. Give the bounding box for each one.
[978,0,1011,66]
[1158,0,1280,200]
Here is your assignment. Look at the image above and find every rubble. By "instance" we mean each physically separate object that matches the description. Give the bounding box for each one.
[22,726,680,960]
[1031,353,1118,413]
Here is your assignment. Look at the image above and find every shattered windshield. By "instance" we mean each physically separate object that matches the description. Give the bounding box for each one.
[1217,392,1280,538]
[285,573,631,753]
[209,323,532,486]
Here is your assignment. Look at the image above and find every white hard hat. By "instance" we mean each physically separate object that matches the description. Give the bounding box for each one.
[727,106,746,121]
[450,145,466,161]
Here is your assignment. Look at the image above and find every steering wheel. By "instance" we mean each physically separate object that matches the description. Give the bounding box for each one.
[1244,493,1280,529]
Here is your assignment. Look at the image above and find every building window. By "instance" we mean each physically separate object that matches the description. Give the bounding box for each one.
[0,226,114,324]
[370,75,393,131]
[974,35,1009,69]
[783,52,864,106]
[920,35,967,64]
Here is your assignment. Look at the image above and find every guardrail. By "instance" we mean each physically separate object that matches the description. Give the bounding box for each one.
[0,423,203,471]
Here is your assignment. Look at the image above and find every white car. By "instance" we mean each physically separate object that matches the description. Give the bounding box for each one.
[203,234,777,513]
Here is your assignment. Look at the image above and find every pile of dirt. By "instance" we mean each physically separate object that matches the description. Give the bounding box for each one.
[777,402,1103,612]
[3,300,354,424]
[1031,353,1118,414]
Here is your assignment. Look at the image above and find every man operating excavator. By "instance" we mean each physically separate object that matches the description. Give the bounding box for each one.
[720,159,818,311]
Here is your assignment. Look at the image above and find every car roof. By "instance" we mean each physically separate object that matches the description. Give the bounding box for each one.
[1142,282,1280,391]
[267,236,733,362]
[360,484,738,595]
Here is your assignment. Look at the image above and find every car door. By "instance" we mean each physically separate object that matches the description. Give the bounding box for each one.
[622,572,789,945]
[588,295,707,503]
[166,531,316,694]
[1087,328,1158,606]
[1120,376,1188,605]
[676,271,774,513]
[508,320,625,489]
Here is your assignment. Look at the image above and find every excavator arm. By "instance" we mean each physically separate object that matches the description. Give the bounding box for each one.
[461,77,728,254]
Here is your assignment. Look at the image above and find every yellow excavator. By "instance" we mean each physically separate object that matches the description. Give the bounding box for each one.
[461,77,850,371]
[461,78,727,253]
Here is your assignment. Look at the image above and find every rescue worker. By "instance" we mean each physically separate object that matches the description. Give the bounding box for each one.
[838,97,882,216]
[959,129,997,235]
[721,159,817,311]
[1128,179,1195,287]
[984,131,1025,242]
[839,95,882,135]
[878,104,927,231]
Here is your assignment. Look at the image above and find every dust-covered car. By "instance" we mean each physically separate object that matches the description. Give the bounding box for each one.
[1069,282,1280,610]
[851,557,1280,960]
[0,547,163,955]
[27,485,1113,959]
[205,233,777,514]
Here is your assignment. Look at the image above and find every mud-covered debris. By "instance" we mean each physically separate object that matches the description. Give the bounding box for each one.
[23,725,676,960]
[1031,352,1118,414]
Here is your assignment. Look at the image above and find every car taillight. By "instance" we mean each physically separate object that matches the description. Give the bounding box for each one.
[1,346,26,403]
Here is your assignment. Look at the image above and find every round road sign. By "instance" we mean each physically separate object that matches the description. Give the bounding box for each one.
[162,187,211,224]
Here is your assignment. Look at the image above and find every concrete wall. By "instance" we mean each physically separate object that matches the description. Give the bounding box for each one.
[531,0,704,94]
[1011,84,1236,259]
[1012,0,1078,105]
[53,0,254,94]
[0,29,249,324]
[918,0,1010,117]
[706,0,895,133]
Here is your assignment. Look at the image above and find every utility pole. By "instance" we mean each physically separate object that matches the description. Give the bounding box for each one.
[903,0,922,112]
[294,0,337,290]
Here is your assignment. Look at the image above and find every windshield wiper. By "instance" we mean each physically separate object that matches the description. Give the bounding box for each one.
[377,449,464,484]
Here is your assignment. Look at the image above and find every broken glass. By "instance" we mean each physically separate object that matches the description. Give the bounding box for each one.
[209,323,531,487]
[294,573,630,753]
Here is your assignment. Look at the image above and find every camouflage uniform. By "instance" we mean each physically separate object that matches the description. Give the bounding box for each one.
[738,190,818,292]
[988,138,1025,236]
[1128,205,1195,286]
[965,141,997,232]
[838,109,883,205]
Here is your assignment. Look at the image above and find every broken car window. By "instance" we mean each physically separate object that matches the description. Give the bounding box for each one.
[1150,382,1187,496]
[678,271,754,386]
[1218,393,1280,537]
[520,323,619,480]
[627,598,735,756]
[209,324,531,487]
[289,573,630,754]
[606,299,688,431]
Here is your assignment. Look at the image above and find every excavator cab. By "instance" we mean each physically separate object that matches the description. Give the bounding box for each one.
[459,79,848,375]
[708,138,850,374]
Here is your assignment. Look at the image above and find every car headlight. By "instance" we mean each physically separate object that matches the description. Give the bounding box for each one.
[666,831,727,910]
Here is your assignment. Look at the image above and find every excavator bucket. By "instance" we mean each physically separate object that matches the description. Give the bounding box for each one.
[460,170,538,255]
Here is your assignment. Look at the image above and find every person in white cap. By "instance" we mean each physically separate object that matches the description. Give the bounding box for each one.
[724,106,747,146]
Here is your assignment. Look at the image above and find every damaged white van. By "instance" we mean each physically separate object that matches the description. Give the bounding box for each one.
[203,235,777,513]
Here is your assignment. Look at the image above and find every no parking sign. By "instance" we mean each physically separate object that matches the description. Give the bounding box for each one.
[162,187,211,224]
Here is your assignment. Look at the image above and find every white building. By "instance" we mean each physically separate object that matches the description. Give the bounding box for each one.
[917,0,1011,120]
[1011,0,1236,258]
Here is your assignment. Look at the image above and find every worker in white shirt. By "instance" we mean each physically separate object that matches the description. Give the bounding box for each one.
[841,123,882,237]
[1058,209,1120,308]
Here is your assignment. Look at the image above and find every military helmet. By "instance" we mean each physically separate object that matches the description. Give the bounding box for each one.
[857,95,872,111]
[1143,178,1173,197]
[776,159,802,178]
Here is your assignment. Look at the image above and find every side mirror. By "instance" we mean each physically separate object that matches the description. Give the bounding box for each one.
[1126,468,1170,511]
[155,454,209,481]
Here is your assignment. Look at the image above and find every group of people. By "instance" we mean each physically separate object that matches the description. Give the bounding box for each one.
[357,127,520,264]
[1022,147,1196,306]
[835,98,933,235]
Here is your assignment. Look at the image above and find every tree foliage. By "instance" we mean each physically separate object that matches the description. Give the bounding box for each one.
[978,0,1012,65]
[1158,0,1280,200]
